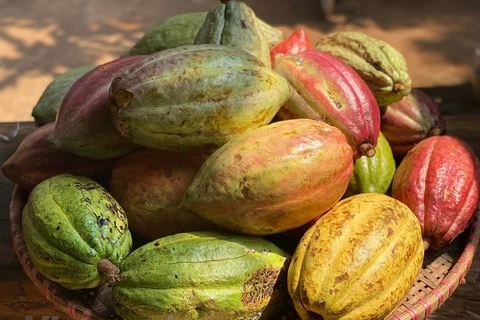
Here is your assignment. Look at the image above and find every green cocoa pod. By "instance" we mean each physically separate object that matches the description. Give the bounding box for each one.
[257,18,284,48]
[194,0,271,67]
[123,12,207,56]
[315,31,411,106]
[31,65,95,126]
[344,132,396,197]
[110,44,290,151]
[22,174,132,290]
[112,231,290,320]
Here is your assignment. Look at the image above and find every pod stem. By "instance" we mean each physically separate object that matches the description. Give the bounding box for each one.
[423,238,431,251]
[428,127,443,137]
[98,258,121,285]
[359,143,376,157]
[393,82,406,92]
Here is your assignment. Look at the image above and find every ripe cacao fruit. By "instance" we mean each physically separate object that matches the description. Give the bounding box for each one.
[315,31,411,106]
[270,27,312,67]
[48,55,146,160]
[344,131,396,197]
[109,148,218,240]
[22,174,132,290]
[392,135,480,249]
[109,44,290,152]
[289,193,424,320]
[194,0,271,67]
[273,50,380,159]
[112,231,290,320]
[31,65,95,126]
[381,88,446,158]
[183,119,353,235]
[1,123,115,192]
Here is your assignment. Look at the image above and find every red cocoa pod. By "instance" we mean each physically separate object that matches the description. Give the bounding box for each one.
[381,88,447,158]
[270,27,312,67]
[1,123,115,192]
[109,148,218,240]
[48,55,147,160]
[273,50,380,160]
[392,135,480,249]
[183,119,354,235]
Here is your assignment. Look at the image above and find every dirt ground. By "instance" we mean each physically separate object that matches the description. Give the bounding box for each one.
[0,0,479,122]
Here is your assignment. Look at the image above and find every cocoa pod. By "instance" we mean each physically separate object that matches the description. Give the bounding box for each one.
[315,31,411,106]
[1,123,115,192]
[48,55,147,159]
[183,119,354,236]
[381,88,446,158]
[257,17,284,48]
[123,12,207,56]
[392,135,480,249]
[194,0,271,67]
[31,65,95,126]
[110,44,290,152]
[273,50,380,159]
[109,148,218,240]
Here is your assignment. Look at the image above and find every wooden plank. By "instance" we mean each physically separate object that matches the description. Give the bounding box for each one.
[0,270,66,320]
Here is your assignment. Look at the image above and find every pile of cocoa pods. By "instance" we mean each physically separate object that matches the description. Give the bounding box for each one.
[3,1,480,319]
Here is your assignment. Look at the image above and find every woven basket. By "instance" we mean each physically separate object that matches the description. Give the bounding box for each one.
[9,185,480,320]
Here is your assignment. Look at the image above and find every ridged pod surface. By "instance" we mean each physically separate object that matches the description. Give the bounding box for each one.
[183,119,353,235]
[122,12,283,56]
[315,31,411,106]
[344,131,396,197]
[22,174,132,290]
[270,27,312,67]
[1,123,115,191]
[288,193,424,320]
[48,55,146,159]
[194,0,271,67]
[381,88,446,158]
[273,50,380,159]
[109,148,218,240]
[109,44,290,151]
[123,12,208,56]
[31,65,95,126]
[392,135,480,249]
[112,231,290,320]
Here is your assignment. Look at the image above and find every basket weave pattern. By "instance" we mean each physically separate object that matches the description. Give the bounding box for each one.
[9,185,480,320]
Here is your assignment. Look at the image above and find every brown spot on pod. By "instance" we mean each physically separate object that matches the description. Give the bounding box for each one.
[241,266,282,308]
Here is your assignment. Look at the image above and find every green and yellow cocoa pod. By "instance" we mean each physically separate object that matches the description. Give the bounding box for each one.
[123,12,208,56]
[123,11,282,57]
[315,31,411,106]
[31,65,95,126]
[112,231,290,320]
[110,44,290,151]
[344,132,396,197]
[257,18,284,48]
[194,0,271,67]
[22,174,132,290]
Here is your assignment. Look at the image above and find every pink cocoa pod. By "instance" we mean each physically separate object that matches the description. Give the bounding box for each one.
[392,135,480,249]
[381,88,447,158]
[48,55,147,160]
[183,119,354,235]
[273,50,380,160]
[2,123,115,191]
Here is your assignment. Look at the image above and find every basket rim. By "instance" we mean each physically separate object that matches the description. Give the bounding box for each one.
[8,184,480,320]
[9,185,109,320]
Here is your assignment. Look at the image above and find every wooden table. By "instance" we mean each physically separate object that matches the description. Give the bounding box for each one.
[1,85,480,319]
